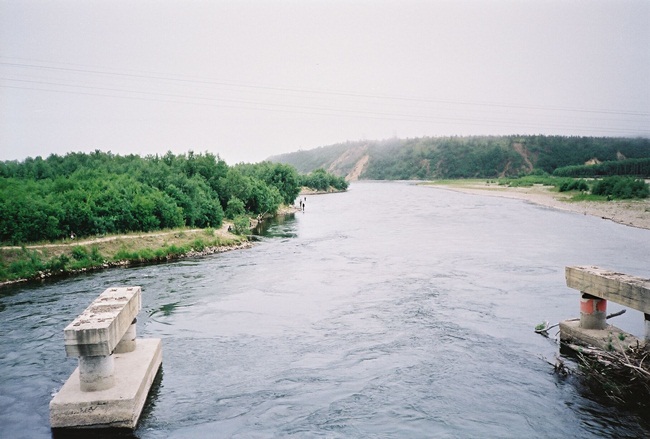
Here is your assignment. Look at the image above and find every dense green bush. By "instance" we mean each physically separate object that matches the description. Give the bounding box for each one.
[0,151,340,244]
[498,175,562,187]
[224,197,246,219]
[591,177,649,199]
[232,215,251,235]
[234,161,302,205]
[559,179,590,192]
[300,168,349,191]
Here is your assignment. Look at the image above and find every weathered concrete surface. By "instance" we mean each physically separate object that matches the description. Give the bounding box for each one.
[78,354,115,392]
[559,320,643,353]
[565,266,650,314]
[64,287,141,357]
[50,338,162,429]
[579,295,607,330]
[114,321,137,354]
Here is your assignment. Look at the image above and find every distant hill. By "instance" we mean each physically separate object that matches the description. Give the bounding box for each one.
[268,135,650,181]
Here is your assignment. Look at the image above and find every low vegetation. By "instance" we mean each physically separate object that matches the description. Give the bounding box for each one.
[591,176,650,199]
[496,175,649,200]
[0,151,345,245]
[0,227,248,284]
[0,151,349,284]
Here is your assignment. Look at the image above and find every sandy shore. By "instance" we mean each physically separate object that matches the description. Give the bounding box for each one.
[427,181,650,231]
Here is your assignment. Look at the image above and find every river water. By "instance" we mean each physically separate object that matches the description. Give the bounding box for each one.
[1,181,649,438]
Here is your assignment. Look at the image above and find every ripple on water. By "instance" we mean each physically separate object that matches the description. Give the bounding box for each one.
[2,182,650,438]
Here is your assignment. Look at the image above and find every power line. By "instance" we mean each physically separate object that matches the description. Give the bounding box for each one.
[5,77,640,124]
[2,59,648,117]
[2,83,648,137]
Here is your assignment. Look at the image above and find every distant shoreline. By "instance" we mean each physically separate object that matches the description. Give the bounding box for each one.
[0,200,327,288]
[425,181,650,231]
[0,223,253,288]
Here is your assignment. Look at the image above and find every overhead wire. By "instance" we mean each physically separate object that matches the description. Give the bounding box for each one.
[3,83,646,137]
[1,57,648,137]
[1,58,648,117]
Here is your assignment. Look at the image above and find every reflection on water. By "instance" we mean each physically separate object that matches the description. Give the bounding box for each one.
[253,212,298,238]
[1,182,649,438]
[150,302,181,318]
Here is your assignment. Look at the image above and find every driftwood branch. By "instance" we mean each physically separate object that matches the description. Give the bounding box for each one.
[570,341,650,404]
[534,309,626,334]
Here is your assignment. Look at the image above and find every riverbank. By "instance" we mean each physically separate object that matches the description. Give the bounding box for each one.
[425,180,650,230]
[299,187,347,195]
[0,203,307,287]
[0,222,251,288]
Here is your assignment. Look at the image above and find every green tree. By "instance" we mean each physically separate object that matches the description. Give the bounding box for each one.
[225,197,246,219]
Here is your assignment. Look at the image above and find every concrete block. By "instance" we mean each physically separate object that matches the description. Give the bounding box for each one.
[64,287,141,357]
[565,266,650,314]
[50,338,162,429]
[559,319,643,353]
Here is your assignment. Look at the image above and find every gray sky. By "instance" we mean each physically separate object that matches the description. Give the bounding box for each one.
[1,0,649,165]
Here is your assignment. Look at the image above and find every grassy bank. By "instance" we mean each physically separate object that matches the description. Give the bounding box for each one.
[0,226,249,286]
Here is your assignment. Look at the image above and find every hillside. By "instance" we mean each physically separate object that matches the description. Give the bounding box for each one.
[268,136,650,181]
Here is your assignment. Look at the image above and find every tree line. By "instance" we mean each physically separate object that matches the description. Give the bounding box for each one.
[553,158,650,178]
[0,151,346,245]
[298,168,348,192]
[272,135,650,180]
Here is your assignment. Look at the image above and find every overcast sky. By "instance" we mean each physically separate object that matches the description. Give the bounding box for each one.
[1,0,649,165]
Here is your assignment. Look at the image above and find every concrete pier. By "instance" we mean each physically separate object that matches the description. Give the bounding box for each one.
[50,287,162,430]
[78,354,115,392]
[560,266,650,351]
[579,293,607,330]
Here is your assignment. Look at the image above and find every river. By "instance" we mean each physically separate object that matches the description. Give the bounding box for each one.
[1,181,649,438]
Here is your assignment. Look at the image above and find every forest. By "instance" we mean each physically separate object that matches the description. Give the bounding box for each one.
[270,135,650,180]
[553,158,650,178]
[0,151,346,245]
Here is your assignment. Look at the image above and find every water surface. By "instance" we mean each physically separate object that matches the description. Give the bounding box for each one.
[1,181,649,438]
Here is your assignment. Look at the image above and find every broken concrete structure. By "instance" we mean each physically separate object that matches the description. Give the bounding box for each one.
[560,266,650,352]
[50,286,162,430]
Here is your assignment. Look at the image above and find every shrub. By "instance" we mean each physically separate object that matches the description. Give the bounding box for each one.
[232,215,251,235]
[114,248,139,261]
[47,254,69,271]
[559,179,590,192]
[138,248,156,260]
[71,246,88,261]
[225,197,246,219]
[90,246,103,263]
[591,176,649,199]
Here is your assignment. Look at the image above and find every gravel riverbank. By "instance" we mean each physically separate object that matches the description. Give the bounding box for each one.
[428,181,650,231]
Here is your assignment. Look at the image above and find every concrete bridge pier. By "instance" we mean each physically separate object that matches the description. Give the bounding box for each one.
[50,287,162,430]
[115,318,137,354]
[78,354,115,392]
[560,266,650,353]
[580,293,607,330]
